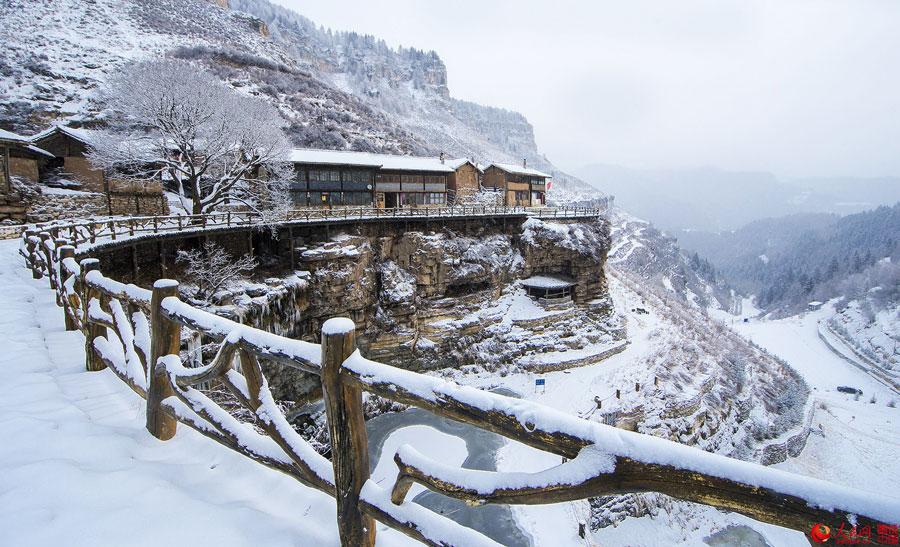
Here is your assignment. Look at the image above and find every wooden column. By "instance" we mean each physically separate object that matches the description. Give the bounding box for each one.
[321,318,375,547]
[147,280,181,441]
[59,246,77,331]
[24,230,41,279]
[38,232,56,291]
[288,226,295,270]
[80,258,106,372]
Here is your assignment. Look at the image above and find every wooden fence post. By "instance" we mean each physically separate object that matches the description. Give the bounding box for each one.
[147,280,181,441]
[321,318,375,547]
[23,230,41,279]
[80,258,106,372]
[59,246,77,331]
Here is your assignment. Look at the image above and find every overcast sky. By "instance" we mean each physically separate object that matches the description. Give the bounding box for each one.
[271,0,900,179]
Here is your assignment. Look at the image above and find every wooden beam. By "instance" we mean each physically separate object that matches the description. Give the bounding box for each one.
[81,258,106,372]
[321,318,375,547]
[147,280,181,441]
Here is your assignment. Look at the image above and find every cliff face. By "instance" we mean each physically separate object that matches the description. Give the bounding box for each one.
[207,219,621,400]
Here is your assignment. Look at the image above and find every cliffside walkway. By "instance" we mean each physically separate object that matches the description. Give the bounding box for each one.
[22,205,603,250]
[16,217,900,546]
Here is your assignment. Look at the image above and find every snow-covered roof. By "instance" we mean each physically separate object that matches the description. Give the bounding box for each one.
[24,144,55,158]
[0,128,54,157]
[445,158,484,172]
[0,128,28,143]
[30,124,97,145]
[521,275,575,289]
[288,148,455,173]
[486,162,552,179]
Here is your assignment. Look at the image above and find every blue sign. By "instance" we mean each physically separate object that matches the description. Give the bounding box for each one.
[535,378,546,386]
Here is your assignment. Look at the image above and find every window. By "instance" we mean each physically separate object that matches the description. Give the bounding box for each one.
[424,192,445,204]
[343,170,371,184]
[309,169,341,183]
[401,192,421,206]
[376,173,401,184]
[290,191,308,206]
[344,192,372,206]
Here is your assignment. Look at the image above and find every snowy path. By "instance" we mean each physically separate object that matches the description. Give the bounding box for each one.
[0,240,415,547]
[726,306,896,403]
[717,306,900,511]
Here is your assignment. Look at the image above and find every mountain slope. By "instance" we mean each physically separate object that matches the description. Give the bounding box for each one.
[0,0,601,196]
[677,204,900,314]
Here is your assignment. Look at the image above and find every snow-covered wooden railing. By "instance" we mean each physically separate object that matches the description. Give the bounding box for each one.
[19,227,900,546]
[24,205,600,249]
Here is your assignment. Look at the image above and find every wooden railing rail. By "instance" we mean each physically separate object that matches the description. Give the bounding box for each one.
[23,206,601,249]
[18,222,900,546]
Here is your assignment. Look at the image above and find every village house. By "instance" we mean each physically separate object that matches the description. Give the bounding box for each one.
[30,125,168,216]
[445,157,482,204]
[482,161,551,207]
[288,149,453,208]
[0,129,54,222]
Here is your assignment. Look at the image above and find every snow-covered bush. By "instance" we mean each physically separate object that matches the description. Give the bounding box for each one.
[176,242,257,301]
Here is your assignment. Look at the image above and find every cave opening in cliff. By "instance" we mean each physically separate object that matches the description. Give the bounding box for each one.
[444,280,491,297]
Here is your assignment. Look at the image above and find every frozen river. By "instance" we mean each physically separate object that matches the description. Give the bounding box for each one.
[366,388,531,546]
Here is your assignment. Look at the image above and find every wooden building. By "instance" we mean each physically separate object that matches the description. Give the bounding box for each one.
[482,161,551,207]
[0,129,54,222]
[30,125,168,216]
[30,125,105,192]
[1,128,54,187]
[288,149,452,208]
[446,158,482,204]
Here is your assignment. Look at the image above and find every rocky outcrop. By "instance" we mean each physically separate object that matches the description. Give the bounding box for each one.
[212,218,619,400]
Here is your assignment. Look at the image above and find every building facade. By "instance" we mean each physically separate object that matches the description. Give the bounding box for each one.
[446,158,482,204]
[482,161,550,207]
[31,125,168,216]
[0,129,54,222]
[289,149,452,208]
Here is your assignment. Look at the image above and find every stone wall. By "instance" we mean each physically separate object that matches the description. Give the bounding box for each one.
[108,192,169,216]
[26,191,108,223]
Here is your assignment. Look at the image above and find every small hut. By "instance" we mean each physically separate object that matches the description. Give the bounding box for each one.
[521,275,575,303]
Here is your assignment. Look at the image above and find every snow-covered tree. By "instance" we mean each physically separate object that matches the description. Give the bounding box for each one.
[88,59,292,216]
[176,242,257,301]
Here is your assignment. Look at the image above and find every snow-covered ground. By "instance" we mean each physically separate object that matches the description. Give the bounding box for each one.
[0,240,421,547]
[3,232,898,546]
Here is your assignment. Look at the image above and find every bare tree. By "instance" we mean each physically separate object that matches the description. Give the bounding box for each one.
[88,59,292,216]
[176,242,257,301]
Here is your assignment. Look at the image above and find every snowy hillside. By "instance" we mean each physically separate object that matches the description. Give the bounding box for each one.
[824,297,900,389]
[607,207,739,312]
[0,0,602,197]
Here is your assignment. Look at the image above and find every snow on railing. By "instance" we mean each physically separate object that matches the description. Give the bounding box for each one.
[18,220,900,546]
[23,205,601,250]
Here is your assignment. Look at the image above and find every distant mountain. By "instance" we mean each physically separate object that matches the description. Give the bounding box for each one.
[677,204,900,314]
[575,163,900,232]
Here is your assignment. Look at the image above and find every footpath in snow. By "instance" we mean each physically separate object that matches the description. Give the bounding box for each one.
[719,306,900,510]
[0,240,416,547]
